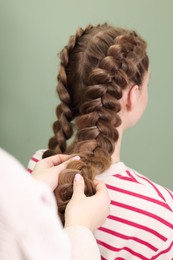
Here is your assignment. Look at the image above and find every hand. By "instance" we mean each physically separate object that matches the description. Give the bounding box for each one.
[65,174,110,232]
[32,154,80,191]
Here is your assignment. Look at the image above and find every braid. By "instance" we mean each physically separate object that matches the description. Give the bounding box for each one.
[43,25,93,158]
[44,24,149,225]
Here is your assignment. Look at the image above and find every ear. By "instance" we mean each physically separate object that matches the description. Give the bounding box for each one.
[125,85,140,111]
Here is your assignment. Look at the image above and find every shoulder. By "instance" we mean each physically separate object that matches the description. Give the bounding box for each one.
[27,149,46,173]
[119,164,173,211]
[132,167,173,210]
[98,162,173,210]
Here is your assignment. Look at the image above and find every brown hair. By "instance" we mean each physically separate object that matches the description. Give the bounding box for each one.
[43,23,149,225]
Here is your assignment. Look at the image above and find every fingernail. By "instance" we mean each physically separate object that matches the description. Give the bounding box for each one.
[75,173,81,182]
[73,156,80,161]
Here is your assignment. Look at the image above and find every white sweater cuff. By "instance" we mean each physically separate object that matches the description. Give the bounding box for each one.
[65,226,100,260]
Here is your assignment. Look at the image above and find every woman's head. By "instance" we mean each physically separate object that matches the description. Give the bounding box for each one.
[43,23,149,224]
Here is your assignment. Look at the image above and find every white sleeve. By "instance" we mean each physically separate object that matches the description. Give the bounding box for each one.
[0,148,71,260]
[65,226,101,260]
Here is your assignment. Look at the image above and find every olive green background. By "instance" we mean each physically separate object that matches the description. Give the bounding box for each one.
[1,0,173,189]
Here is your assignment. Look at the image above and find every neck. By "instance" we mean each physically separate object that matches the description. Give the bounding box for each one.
[111,128,123,164]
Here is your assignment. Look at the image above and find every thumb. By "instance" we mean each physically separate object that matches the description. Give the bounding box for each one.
[72,173,85,198]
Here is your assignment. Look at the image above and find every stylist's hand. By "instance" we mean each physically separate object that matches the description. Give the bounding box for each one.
[65,174,110,232]
[32,155,80,191]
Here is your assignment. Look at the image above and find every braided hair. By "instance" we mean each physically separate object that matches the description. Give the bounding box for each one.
[43,23,149,225]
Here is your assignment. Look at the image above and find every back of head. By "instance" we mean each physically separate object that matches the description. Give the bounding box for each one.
[43,23,149,225]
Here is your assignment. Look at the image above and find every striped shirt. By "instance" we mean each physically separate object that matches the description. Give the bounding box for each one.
[27,150,173,259]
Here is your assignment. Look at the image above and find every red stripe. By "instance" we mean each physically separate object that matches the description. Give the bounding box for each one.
[166,188,173,201]
[106,184,172,211]
[151,240,173,259]
[102,257,125,260]
[107,215,167,241]
[111,200,173,229]
[114,170,139,183]
[135,173,167,203]
[31,156,39,163]
[27,168,32,173]
[126,170,138,181]
[97,239,149,260]
[99,226,158,251]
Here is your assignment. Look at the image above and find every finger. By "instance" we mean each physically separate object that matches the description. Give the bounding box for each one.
[52,158,72,173]
[93,180,111,203]
[71,174,85,198]
[93,180,107,193]
[50,154,80,166]
[42,154,80,168]
[54,155,81,172]
[43,154,71,167]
